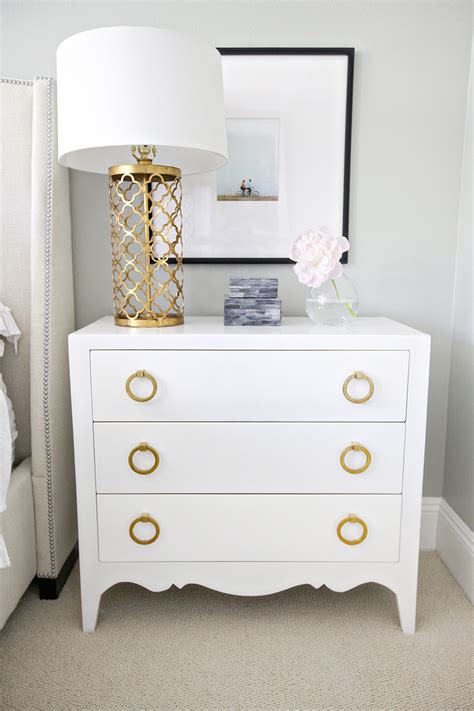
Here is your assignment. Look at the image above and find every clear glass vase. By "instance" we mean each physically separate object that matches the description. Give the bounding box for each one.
[305,274,359,326]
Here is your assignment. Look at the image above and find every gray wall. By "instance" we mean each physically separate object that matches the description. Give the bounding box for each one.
[443,47,473,529]
[1,1,472,504]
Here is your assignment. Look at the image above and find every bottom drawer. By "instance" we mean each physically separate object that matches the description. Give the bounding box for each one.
[97,494,401,563]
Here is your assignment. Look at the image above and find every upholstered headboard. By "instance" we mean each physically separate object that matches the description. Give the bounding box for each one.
[1,78,33,462]
[0,77,77,578]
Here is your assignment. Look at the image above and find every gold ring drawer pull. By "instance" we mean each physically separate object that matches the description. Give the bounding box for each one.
[340,443,372,474]
[125,370,158,402]
[342,371,374,404]
[337,514,368,546]
[129,513,160,545]
[128,442,160,475]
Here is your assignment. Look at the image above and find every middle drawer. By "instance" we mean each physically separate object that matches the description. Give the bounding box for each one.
[94,422,405,494]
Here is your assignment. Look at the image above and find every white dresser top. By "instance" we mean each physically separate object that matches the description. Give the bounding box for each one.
[71,316,429,350]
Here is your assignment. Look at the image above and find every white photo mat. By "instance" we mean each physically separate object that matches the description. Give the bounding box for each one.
[182,50,353,263]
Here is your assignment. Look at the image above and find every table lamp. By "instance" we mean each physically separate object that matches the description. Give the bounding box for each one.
[57,26,227,327]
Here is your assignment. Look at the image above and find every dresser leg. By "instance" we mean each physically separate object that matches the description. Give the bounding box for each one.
[396,586,417,634]
[81,588,102,633]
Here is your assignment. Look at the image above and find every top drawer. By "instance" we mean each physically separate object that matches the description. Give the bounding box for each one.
[90,350,409,422]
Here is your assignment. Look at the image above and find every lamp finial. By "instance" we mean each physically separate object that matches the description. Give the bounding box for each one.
[131,145,157,164]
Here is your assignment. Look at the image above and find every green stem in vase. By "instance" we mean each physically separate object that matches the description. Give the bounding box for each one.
[331,278,356,318]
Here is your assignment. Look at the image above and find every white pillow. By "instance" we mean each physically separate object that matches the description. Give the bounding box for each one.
[0,374,14,567]
[0,304,21,568]
[0,304,21,354]
[0,339,17,464]
[0,372,16,467]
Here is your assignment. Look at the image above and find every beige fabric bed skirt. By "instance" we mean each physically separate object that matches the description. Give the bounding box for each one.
[0,458,36,629]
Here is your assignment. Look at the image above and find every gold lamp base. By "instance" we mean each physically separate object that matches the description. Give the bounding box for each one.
[114,314,184,328]
[109,145,184,328]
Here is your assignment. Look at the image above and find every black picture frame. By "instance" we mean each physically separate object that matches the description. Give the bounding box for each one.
[182,47,354,265]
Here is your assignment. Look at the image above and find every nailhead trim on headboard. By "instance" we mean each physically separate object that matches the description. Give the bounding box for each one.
[0,77,33,86]
[34,76,56,578]
[1,75,58,579]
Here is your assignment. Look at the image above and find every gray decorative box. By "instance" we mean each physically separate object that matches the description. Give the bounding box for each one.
[228,277,278,299]
[224,297,282,326]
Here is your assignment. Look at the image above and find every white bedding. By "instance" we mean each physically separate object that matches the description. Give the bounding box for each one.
[0,374,13,567]
[0,304,21,353]
[0,304,21,568]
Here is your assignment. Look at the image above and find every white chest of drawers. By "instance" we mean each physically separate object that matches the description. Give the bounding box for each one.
[69,316,430,633]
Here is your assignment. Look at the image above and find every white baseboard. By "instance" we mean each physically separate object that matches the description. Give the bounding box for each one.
[420,497,441,551]
[436,499,474,603]
[420,497,473,602]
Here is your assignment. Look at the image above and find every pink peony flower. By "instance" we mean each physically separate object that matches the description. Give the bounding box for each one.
[290,227,349,288]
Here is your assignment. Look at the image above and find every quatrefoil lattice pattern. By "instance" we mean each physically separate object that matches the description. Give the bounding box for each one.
[109,167,184,327]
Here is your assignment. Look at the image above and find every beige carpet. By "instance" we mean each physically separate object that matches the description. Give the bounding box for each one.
[1,553,472,710]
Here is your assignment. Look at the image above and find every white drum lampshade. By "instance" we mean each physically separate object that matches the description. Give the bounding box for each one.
[57,26,227,174]
[56,26,228,327]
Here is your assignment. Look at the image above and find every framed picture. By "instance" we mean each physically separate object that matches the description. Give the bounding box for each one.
[182,48,354,264]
